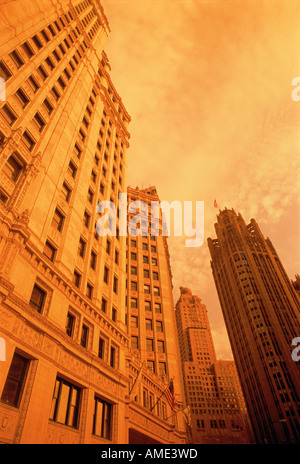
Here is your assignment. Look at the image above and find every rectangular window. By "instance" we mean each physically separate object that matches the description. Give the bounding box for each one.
[28,75,40,93]
[130,298,137,308]
[32,34,43,50]
[143,269,150,278]
[29,284,46,313]
[144,284,150,294]
[33,112,46,132]
[15,88,30,109]
[68,161,77,178]
[103,266,109,285]
[93,396,112,440]
[61,182,71,202]
[78,237,86,258]
[80,324,89,348]
[145,319,152,330]
[156,321,163,332]
[130,266,137,275]
[86,283,93,299]
[22,41,34,58]
[22,130,36,152]
[145,301,151,312]
[66,312,75,337]
[98,337,105,360]
[101,297,107,313]
[1,352,29,407]
[43,240,56,262]
[90,250,97,270]
[146,338,154,351]
[131,281,137,291]
[51,208,64,232]
[131,316,138,328]
[73,270,81,288]
[113,276,118,294]
[153,286,160,296]
[1,104,17,126]
[0,60,12,80]
[9,50,24,68]
[83,211,90,228]
[50,377,80,428]
[37,64,48,81]
[157,340,165,353]
[110,345,117,368]
[155,303,161,313]
[3,154,23,182]
[43,98,54,116]
[131,336,139,350]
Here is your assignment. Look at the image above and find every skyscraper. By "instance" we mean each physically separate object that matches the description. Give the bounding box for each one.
[208,208,300,444]
[126,185,186,443]
[175,286,251,443]
[0,0,185,444]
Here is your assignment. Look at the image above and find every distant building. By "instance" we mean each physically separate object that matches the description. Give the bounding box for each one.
[208,208,300,444]
[175,287,252,443]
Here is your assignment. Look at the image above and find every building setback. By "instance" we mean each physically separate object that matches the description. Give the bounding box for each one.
[0,0,185,444]
[208,208,300,444]
[175,286,252,443]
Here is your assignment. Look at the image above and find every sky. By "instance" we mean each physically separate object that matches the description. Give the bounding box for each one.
[101,0,300,359]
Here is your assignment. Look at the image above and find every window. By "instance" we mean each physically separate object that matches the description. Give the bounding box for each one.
[98,337,105,359]
[153,286,160,296]
[156,321,163,332]
[29,284,46,313]
[1,352,29,407]
[152,258,157,266]
[86,282,93,299]
[90,250,97,270]
[151,245,157,253]
[155,303,161,313]
[37,64,48,81]
[51,208,64,232]
[83,211,90,228]
[159,362,166,376]
[143,255,149,264]
[131,336,138,350]
[101,297,107,313]
[145,301,151,312]
[45,56,55,70]
[73,270,81,288]
[110,345,117,368]
[130,266,137,275]
[33,112,46,132]
[28,75,40,93]
[1,103,17,126]
[103,266,109,285]
[22,41,34,58]
[66,312,75,337]
[153,271,159,280]
[106,239,111,255]
[68,161,77,178]
[0,60,12,80]
[147,361,155,373]
[87,188,94,203]
[131,252,137,261]
[61,182,71,202]
[114,250,119,266]
[93,396,112,440]
[43,240,56,262]
[51,85,61,101]
[32,34,43,50]
[50,377,80,428]
[143,269,150,278]
[78,238,86,258]
[145,319,152,330]
[142,243,148,250]
[131,281,137,291]
[3,154,23,182]
[130,298,137,308]
[22,130,36,152]
[112,307,117,322]
[146,338,154,351]
[80,324,89,348]
[113,276,118,294]
[144,284,150,294]
[15,88,30,109]
[9,50,24,68]
[157,340,165,353]
[131,316,138,328]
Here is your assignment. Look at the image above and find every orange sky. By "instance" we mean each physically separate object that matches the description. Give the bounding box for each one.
[101,0,300,359]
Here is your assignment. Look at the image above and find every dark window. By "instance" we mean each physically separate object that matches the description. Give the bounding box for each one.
[51,208,64,232]
[15,88,30,109]
[50,377,80,428]
[101,297,107,313]
[80,324,89,348]
[90,251,97,270]
[66,312,75,337]
[33,112,46,132]
[1,103,17,126]
[73,270,81,288]
[3,154,23,182]
[0,60,12,80]
[29,284,46,313]
[22,41,34,58]
[98,337,105,359]
[86,283,93,299]
[93,396,112,439]
[9,50,24,68]
[28,75,40,93]
[131,336,138,350]
[22,130,36,152]
[1,352,28,407]
[61,182,71,202]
